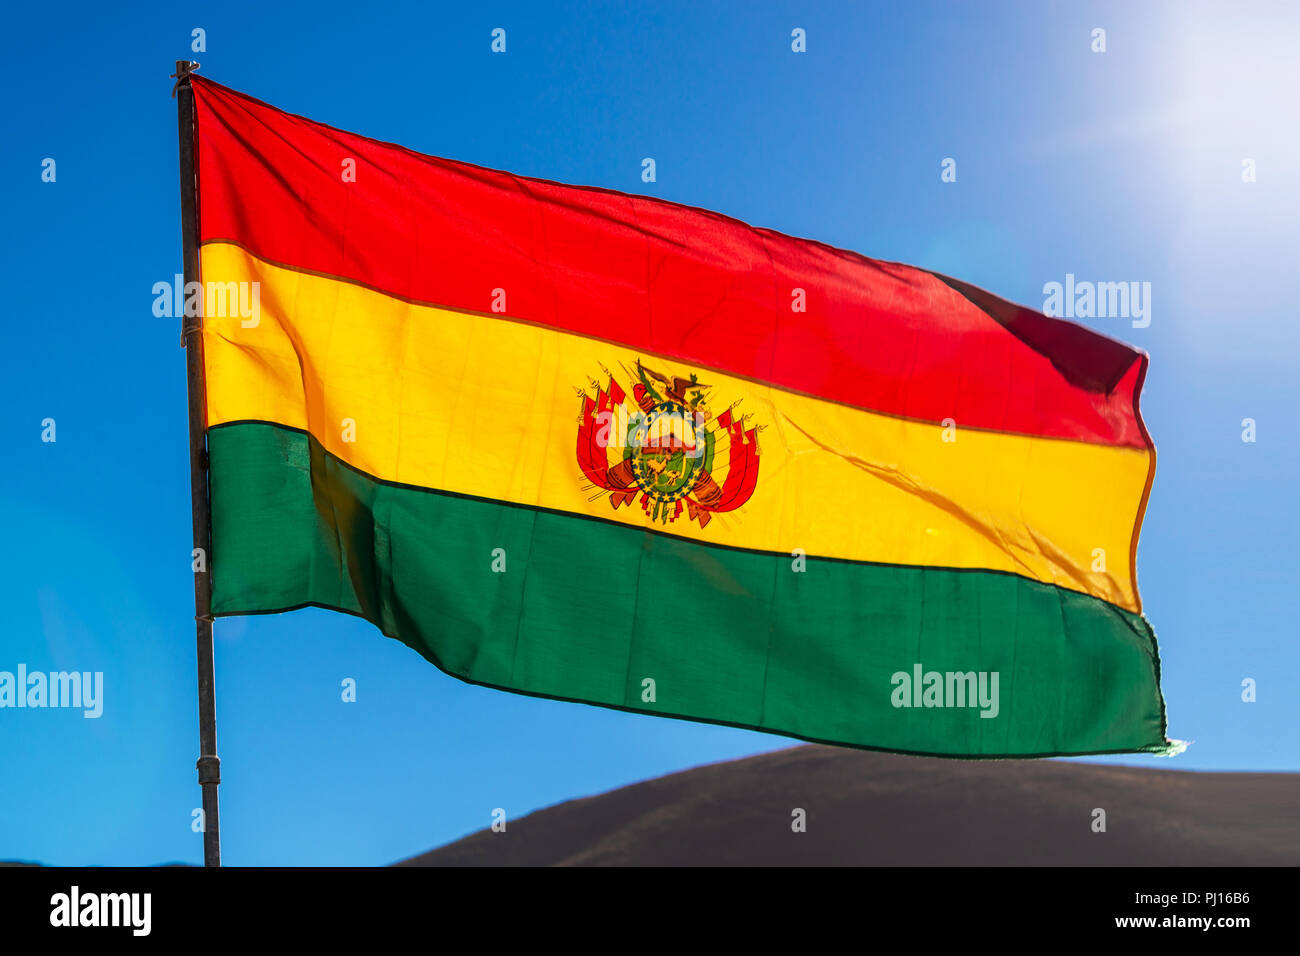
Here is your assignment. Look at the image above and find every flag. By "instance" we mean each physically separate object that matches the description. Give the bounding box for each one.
[190,76,1176,757]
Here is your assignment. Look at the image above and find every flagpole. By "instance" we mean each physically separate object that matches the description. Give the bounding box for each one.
[173,59,222,868]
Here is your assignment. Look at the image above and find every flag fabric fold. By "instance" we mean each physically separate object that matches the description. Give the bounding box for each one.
[191,76,1175,757]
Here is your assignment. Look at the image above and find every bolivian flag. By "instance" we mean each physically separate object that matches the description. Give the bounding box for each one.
[190,76,1177,758]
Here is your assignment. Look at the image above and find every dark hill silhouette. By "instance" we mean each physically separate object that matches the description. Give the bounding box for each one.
[398,745,1299,866]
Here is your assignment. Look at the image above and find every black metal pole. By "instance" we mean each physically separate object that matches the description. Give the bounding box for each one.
[174,59,221,868]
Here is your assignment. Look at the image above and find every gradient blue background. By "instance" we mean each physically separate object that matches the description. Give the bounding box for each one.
[1,1,1296,866]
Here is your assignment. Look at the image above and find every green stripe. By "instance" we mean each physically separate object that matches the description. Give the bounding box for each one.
[208,422,1172,758]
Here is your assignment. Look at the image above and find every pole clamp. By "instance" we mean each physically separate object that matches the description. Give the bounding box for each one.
[171,61,201,97]
[180,317,203,348]
[196,754,221,785]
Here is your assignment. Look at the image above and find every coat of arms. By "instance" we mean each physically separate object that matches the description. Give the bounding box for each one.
[576,359,760,528]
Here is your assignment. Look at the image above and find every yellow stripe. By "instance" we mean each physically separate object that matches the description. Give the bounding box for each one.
[200,242,1149,611]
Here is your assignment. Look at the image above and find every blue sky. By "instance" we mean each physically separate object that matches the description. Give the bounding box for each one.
[1,1,1297,866]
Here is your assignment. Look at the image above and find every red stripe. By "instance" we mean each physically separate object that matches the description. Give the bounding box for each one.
[192,76,1151,449]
